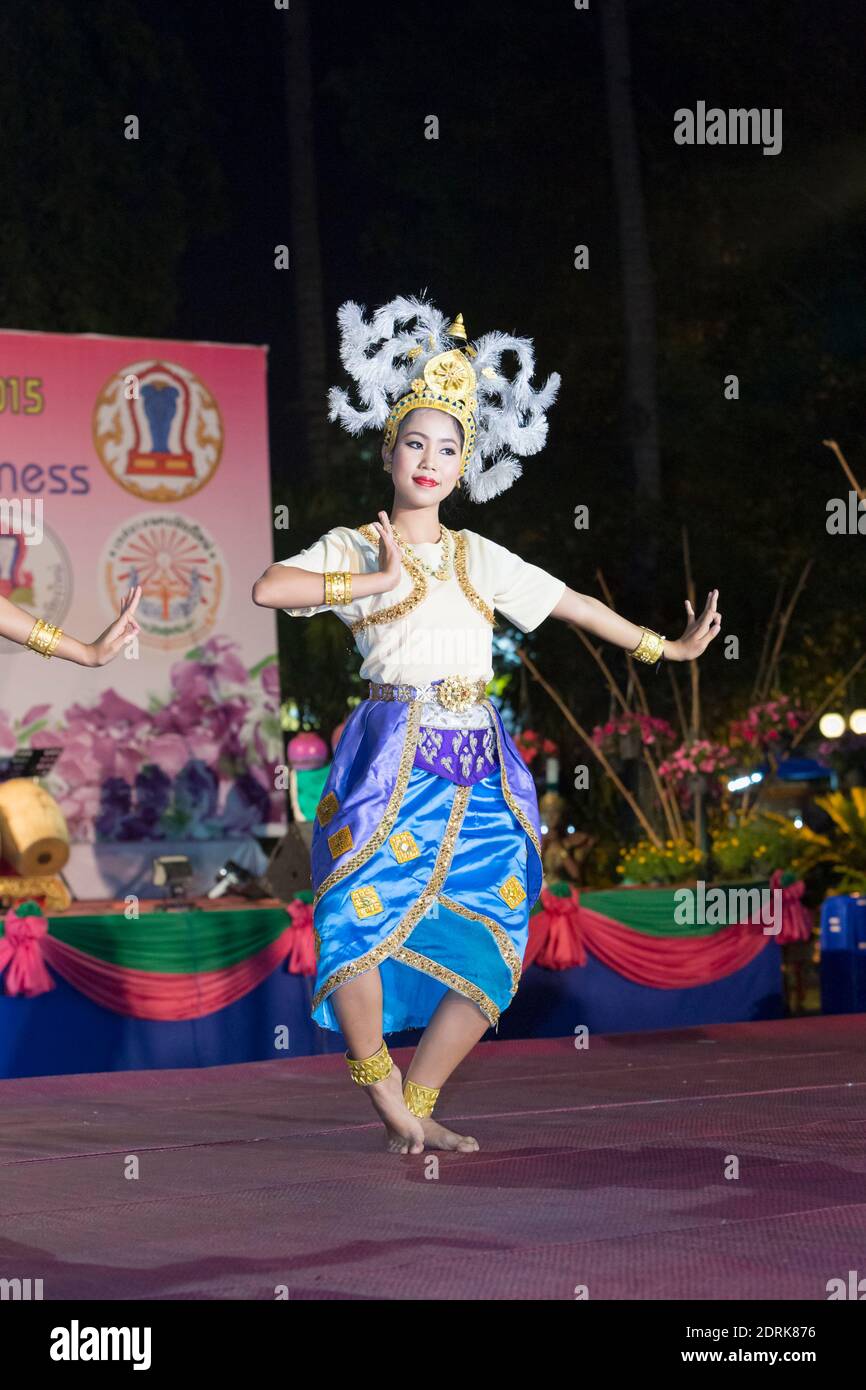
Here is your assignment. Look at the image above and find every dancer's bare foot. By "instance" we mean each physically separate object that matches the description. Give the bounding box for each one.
[420,1117,479,1153]
[360,1063,425,1153]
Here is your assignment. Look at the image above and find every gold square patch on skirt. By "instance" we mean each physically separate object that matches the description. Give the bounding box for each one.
[498,874,527,910]
[351,885,384,919]
[317,791,339,827]
[328,824,354,858]
[389,830,421,864]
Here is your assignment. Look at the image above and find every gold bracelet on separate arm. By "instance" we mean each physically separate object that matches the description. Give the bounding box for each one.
[323,570,353,605]
[629,626,665,666]
[26,617,64,658]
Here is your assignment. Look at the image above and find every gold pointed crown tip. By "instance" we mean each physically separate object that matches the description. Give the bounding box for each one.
[447,312,468,341]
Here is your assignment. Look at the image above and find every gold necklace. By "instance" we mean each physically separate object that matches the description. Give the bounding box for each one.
[391,523,454,581]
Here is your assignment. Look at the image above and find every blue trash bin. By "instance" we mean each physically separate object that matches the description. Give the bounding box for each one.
[820,893,866,1014]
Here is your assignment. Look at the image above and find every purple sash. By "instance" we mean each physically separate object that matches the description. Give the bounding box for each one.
[413,724,498,786]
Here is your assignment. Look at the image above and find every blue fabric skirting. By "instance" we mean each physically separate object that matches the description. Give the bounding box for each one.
[309,698,541,1036]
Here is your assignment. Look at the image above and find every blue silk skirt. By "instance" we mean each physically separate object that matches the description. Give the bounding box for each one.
[308,696,544,1035]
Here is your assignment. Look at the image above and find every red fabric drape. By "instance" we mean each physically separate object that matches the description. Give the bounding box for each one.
[285,897,317,976]
[40,925,296,1020]
[524,872,810,988]
[0,909,55,997]
[0,873,813,1015]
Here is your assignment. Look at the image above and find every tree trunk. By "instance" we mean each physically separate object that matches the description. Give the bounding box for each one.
[600,0,661,605]
[283,0,329,481]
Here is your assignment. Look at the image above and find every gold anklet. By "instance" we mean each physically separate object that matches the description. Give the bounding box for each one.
[345,1039,392,1085]
[403,1079,440,1118]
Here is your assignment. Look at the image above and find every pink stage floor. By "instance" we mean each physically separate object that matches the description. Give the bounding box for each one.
[2,1015,865,1300]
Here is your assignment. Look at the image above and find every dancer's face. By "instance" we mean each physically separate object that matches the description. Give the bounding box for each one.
[383,408,463,509]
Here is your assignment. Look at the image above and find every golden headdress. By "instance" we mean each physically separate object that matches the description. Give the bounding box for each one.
[327,294,560,503]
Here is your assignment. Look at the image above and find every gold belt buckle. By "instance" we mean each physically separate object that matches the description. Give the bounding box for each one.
[435,675,480,714]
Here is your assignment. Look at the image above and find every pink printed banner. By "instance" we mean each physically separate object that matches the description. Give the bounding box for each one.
[0,329,284,842]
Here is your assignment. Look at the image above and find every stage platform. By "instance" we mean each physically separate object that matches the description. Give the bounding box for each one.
[2,1014,864,1300]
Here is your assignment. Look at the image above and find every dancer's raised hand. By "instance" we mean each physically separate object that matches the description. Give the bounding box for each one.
[676,588,721,660]
[372,511,402,592]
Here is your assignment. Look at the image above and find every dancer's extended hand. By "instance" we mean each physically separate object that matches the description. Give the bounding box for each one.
[372,511,402,592]
[673,588,721,660]
[87,585,142,666]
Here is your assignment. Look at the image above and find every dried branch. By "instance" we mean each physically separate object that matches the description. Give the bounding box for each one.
[790,648,866,750]
[667,662,689,742]
[751,574,785,704]
[758,557,814,701]
[823,438,865,503]
[568,619,682,841]
[682,525,700,735]
[518,647,663,848]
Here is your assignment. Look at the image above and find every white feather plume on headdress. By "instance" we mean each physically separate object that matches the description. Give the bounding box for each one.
[327,293,560,503]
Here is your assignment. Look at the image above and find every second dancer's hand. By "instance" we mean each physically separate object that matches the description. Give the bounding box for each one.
[87,585,142,666]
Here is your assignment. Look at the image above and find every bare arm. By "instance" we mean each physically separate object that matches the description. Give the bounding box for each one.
[548,585,721,662]
[0,585,142,667]
[252,564,393,609]
[252,510,402,609]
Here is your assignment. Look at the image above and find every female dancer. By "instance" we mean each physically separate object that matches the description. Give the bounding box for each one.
[0,585,141,664]
[253,296,720,1155]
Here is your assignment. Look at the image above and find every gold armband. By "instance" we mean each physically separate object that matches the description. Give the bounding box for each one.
[324,570,353,605]
[630,626,665,665]
[27,617,64,658]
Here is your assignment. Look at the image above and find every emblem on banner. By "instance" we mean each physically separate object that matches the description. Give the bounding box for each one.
[93,360,224,501]
[103,513,224,650]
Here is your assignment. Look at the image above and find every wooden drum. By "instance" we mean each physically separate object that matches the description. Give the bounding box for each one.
[0,778,70,876]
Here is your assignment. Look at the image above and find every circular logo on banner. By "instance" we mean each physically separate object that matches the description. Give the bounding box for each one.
[93,359,224,501]
[0,522,73,658]
[103,513,225,650]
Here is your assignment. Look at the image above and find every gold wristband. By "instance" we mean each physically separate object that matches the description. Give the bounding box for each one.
[27,618,63,658]
[324,570,352,605]
[630,627,665,665]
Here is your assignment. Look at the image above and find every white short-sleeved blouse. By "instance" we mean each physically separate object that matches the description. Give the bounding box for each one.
[275,523,566,728]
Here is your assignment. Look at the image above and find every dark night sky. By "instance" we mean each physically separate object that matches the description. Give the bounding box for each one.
[142,0,866,489]
[4,0,865,726]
